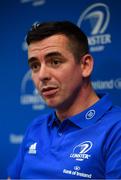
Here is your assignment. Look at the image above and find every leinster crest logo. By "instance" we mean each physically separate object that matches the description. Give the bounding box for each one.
[70,141,93,161]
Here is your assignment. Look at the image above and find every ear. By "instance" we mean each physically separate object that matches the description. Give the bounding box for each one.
[80,54,94,77]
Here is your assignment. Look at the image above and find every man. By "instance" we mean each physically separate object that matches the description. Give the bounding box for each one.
[8,21,121,179]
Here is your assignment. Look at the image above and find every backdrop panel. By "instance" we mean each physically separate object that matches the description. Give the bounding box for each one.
[0,0,121,178]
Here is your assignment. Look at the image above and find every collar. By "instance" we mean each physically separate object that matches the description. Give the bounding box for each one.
[48,93,112,129]
[69,93,112,128]
[48,111,61,128]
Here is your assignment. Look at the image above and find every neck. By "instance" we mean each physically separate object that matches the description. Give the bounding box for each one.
[56,83,99,121]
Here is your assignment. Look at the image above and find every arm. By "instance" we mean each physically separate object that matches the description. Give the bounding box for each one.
[105,120,121,178]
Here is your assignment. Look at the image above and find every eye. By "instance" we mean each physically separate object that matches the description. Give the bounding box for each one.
[50,59,62,67]
[30,62,40,72]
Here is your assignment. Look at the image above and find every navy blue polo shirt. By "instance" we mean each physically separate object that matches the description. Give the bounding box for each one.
[8,93,121,179]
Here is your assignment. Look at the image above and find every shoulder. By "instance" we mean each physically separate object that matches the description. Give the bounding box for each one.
[99,105,121,136]
[104,105,121,123]
[109,105,121,122]
[24,110,54,136]
[29,110,54,128]
[102,105,121,141]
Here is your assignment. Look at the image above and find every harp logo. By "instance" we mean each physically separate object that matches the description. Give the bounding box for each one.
[77,3,112,52]
[70,141,93,161]
[20,69,46,110]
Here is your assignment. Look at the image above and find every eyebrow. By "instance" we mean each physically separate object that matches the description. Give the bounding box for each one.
[28,51,63,65]
[28,57,37,65]
[45,52,62,58]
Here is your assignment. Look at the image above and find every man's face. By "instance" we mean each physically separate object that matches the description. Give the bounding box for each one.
[28,34,84,110]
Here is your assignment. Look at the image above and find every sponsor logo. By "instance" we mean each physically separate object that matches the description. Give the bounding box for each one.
[85,109,95,120]
[9,134,24,144]
[74,166,80,171]
[20,0,46,7]
[70,141,93,161]
[77,3,111,52]
[114,78,121,89]
[92,79,121,90]
[22,35,28,51]
[28,142,37,154]
[63,168,92,178]
[22,22,39,51]
[20,69,46,110]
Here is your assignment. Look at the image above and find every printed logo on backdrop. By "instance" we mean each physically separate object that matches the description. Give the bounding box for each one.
[9,134,24,144]
[77,3,112,52]
[92,78,121,90]
[20,69,46,110]
[20,0,46,7]
[22,35,28,51]
[70,141,93,161]
[22,21,38,51]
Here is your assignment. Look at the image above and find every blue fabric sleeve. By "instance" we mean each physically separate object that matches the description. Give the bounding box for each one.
[7,143,24,178]
[7,124,32,178]
[105,120,121,178]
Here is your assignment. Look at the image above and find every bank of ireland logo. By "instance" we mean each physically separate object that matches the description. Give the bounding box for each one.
[77,3,112,52]
[20,69,46,110]
[20,0,46,7]
[114,78,121,89]
[70,141,93,161]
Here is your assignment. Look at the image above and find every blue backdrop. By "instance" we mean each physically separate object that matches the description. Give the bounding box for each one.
[0,0,121,178]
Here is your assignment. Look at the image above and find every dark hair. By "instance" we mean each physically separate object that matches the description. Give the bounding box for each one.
[26,21,89,62]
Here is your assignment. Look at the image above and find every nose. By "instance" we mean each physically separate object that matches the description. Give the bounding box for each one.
[38,64,51,82]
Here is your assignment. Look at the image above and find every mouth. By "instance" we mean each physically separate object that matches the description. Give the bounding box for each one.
[41,85,59,97]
